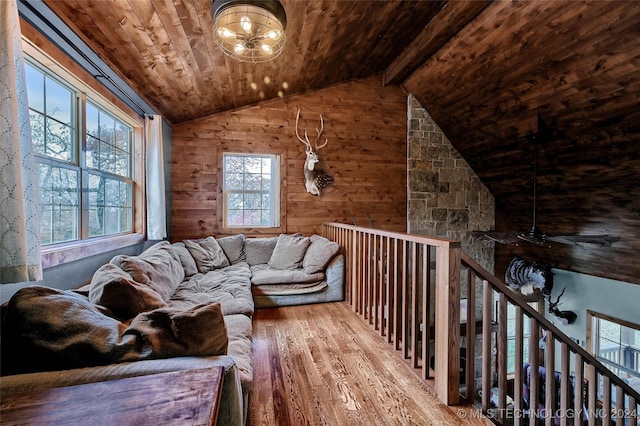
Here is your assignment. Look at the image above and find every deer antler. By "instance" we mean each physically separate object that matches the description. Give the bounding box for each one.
[315,114,328,151]
[549,287,566,308]
[295,107,312,150]
[296,107,328,151]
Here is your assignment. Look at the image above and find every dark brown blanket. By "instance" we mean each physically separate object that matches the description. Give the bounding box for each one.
[1,286,227,376]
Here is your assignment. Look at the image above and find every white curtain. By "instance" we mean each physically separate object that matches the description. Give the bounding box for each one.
[0,0,42,283]
[145,115,167,240]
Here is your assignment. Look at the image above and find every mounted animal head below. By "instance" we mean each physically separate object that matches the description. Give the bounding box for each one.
[504,256,554,296]
[546,287,578,325]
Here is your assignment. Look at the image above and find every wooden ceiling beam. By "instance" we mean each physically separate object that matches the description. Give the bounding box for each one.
[383,0,491,86]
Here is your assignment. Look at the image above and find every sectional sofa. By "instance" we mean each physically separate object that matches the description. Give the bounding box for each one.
[0,233,345,426]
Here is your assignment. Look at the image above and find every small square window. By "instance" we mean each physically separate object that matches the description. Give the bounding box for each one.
[222,153,280,228]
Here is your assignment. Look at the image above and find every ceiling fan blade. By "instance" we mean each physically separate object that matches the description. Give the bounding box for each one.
[516,232,549,246]
[544,234,617,247]
[472,231,521,245]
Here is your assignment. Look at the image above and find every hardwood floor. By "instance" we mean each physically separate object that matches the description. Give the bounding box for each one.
[250,302,491,425]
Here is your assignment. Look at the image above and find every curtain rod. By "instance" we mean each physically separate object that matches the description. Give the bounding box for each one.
[19,0,156,119]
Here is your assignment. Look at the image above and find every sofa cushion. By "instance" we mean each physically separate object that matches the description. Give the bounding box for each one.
[110,241,184,302]
[303,235,340,274]
[252,281,327,296]
[171,242,198,277]
[223,314,253,392]
[184,237,230,273]
[250,264,325,285]
[169,263,254,317]
[268,234,311,270]
[88,263,167,319]
[124,303,228,357]
[217,234,246,265]
[244,237,277,265]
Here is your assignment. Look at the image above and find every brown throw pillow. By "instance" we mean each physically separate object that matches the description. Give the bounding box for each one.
[125,303,228,357]
[88,263,167,319]
[0,286,132,375]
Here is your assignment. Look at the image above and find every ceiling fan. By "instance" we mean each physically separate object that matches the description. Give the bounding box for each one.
[472,115,616,248]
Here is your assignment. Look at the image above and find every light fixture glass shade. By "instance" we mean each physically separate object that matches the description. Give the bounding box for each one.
[212,0,287,63]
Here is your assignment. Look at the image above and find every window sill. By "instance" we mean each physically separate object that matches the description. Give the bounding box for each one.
[41,233,146,268]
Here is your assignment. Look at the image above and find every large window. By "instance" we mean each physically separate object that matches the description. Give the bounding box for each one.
[588,311,640,395]
[222,153,280,228]
[25,60,134,246]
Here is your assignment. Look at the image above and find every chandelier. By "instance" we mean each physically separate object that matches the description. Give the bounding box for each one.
[211,0,287,63]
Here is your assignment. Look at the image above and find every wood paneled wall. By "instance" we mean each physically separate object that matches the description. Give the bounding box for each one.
[171,76,407,240]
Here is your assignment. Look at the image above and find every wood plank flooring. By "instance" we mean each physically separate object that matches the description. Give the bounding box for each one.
[250,302,492,425]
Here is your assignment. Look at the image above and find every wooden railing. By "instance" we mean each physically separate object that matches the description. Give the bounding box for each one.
[323,222,640,425]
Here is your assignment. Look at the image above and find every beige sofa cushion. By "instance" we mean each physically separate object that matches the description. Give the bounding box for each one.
[303,235,339,274]
[171,242,198,276]
[244,237,277,265]
[88,263,167,319]
[268,234,310,270]
[110,241,184,302]
[250,264,325,285]
[217,234,246,265]
[184,237,230,273]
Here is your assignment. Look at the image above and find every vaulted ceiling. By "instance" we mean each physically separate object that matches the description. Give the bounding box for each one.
[41,0,640,284]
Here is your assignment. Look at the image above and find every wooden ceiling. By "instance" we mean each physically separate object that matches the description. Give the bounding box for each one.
[42,0,640,284]
[44,0,451,124]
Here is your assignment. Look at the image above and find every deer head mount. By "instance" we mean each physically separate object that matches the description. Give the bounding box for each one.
[295,107,334,196]
[546,287,578,325]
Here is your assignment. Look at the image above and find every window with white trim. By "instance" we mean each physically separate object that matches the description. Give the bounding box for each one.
[25,59,135,246]
[222,153,280,228]
[588,311,640,396]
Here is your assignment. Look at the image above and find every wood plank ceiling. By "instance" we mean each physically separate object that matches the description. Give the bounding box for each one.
[44,0,448,124]
[42,0,640,284]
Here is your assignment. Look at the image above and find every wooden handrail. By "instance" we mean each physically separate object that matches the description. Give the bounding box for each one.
[323,222,640,425]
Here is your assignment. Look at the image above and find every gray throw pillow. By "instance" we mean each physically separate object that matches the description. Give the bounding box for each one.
[171,242,198,276]
[268,233,311,270]
[245,237,278,265]
[303,235,340,274]
[183,237,230,273]
[217,234,246,264]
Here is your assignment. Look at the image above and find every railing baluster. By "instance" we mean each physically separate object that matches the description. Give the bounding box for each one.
[603,375,611,424]
[421,243,429,378]
[545,330,556,426]
[587,364,596,426]
[498,293,507,423]
[514,305,524,426]
[560,342,569,426]
[386,236,393,344]
[615,385,624,426]
[482,280,492,414]
[574,354,584,426]
[393,237,400,350]
[372,234,378,328]
[401,240,408,359]
[465,269,475,401]
[529,319,540,426]
[411,241,419,368]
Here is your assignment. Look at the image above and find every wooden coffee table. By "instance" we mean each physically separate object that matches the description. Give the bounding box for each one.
[0,367,224,425]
